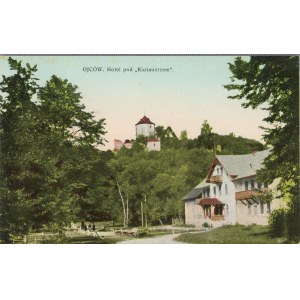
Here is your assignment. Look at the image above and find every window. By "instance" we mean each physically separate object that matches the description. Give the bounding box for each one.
[253,204,257,215]
[207,189,210,197]
[260,201,264,214]
[245,181,249,191]
[257,182,262,189]
[267,202,271,213]
[219,185,221,195]
[248,203,251,215]
[225,184,228,195]
[213,187,216,195]
[217,168,219,175]
[220,167,223,175]
[251,180,255,190]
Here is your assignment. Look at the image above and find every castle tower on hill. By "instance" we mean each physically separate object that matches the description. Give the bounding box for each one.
[135,115,155,137]
[113,115,161,151]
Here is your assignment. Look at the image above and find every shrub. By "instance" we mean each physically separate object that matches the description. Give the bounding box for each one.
[269,208,286,237]
[285,197,300,239]
[202,222,211,228]
[39,234,68,244]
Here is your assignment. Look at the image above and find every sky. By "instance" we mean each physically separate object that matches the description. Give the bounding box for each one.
[0,55,268,150]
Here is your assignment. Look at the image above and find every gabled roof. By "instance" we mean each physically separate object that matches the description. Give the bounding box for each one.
[135,116,155,126]
[207,149,270,180]
[183,179,209,201]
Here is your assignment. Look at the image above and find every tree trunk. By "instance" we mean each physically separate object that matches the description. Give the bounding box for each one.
[141,201,144,227]
[116,177,126,228]
[126,192,129,226]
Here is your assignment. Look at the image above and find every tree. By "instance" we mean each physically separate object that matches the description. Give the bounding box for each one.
[0,58,40,240]
[0,58,108,241]
[180,130,188,141]
[224,56,299,238]
[198,120,214,149]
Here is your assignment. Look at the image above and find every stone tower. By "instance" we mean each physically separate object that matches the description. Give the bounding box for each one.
[135,115,155,138]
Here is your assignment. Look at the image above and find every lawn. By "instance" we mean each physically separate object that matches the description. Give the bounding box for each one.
[175,224,294,244]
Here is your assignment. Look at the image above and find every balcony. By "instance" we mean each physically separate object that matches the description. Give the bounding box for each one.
[211,215,224,221]
[208,175,223,183]
[235,189,267,200]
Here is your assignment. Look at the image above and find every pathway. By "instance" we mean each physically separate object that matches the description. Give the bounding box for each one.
[118,233,185,244]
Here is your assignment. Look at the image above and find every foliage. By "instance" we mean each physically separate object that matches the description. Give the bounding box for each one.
[224,56,299,238]
[175,224,293,244]
[268,208,287,237]
[0,58,107,241]
[198,120,214,149]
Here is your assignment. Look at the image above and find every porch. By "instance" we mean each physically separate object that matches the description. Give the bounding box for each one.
[196,197,225,221]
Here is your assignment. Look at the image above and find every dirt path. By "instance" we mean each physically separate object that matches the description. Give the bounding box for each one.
[118,233,185,244]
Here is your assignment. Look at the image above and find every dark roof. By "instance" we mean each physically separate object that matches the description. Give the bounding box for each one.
[183,179,209,201]
[135,116,155,126]
[182,188,203,201]
[147,138,160,142]
[197,198,223,206]
[124,139,132,144]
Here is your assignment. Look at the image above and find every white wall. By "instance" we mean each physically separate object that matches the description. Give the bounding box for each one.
[210,164,237,224]
[147,140,161,151]
[136,123,155,137]
[185,200,204,226]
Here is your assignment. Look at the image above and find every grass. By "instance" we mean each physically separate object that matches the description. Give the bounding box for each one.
[66,236,127,244]
[175,224,296,244]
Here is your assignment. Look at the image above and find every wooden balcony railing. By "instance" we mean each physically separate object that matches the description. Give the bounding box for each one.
[208,175,223,183]
[235,189,267,200]
[211,215,224,221]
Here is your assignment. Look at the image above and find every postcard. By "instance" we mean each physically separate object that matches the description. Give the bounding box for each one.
[0,55,298,244]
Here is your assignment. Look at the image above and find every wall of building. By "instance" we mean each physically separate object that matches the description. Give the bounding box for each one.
[236,179,285,225]
[124,142,132,149]
[114,139,123,150]
[236,201,270,225]
[136,123,155,137]
[210,164,237,224]
[147,140,161,151]
[185,200,204,226]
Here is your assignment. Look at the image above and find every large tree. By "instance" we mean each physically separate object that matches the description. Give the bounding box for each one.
[224,56,299,238]
[0,58,108,241]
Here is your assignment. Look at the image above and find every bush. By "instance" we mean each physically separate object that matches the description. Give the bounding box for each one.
[39,234,68,244]
[137,228,149,237]
[269,208,286,237]
[285,197,300,239]
[202,222,212,228]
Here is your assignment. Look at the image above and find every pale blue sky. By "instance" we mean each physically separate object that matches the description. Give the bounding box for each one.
[0,55,267,150]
